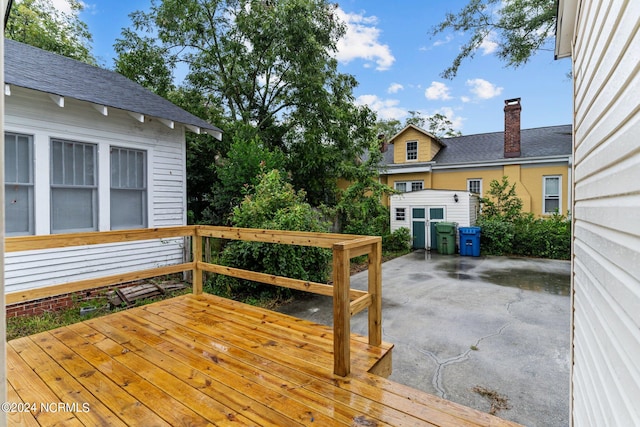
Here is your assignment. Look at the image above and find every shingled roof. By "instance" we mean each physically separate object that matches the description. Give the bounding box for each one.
[4,39,222,137]
[381,124,572,167]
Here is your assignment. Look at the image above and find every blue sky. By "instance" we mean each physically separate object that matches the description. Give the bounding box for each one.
[70,0,572,135]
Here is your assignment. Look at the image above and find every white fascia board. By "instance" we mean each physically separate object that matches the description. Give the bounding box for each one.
[430,155,572,170]
[184,124,201,134]
[206,129,222,141]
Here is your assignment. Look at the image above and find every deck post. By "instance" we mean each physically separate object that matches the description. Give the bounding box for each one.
[368,239,382,346]
[192,230,203,295]
[332,243,351,376]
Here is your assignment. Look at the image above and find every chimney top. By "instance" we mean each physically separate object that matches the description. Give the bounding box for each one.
[504,97,521,106]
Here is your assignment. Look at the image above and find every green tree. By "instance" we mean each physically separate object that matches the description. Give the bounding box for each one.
[432,0,557,79]
[213,169,331,300]
[480,176,523,222]
[6,0,95,64]
[115,0,376,207]
[376,112,461,142]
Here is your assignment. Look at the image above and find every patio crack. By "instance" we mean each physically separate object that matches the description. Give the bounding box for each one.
[417,322,511,399]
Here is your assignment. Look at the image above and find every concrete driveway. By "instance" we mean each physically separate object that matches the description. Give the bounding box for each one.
[277,251,571,427]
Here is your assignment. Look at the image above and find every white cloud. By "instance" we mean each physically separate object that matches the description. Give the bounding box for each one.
[356,95,407,120]
[466,78,503,99]
[460,96,471,103]
[335,8,395,71]
[432,35,454,47]
[51,0,74,14]
[387,83,404,94]
[425,81,452,101]
[480,32,499,55]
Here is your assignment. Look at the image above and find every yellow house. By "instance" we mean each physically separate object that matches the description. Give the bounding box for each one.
[380,98,573,216]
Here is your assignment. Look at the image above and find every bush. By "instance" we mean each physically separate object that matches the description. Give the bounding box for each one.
[209,170,331,302]
[476,177,571,260]
[383,227,412,252]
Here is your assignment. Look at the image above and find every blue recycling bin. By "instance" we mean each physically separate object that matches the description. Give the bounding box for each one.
[459,227,481,257]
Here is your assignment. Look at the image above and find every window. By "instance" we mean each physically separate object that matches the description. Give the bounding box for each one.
[111,147,147,229]
[395,208,406,221]
[395,181,423,193]
[467,179,482,195]
[406,141,418,161]
[5,133,34,235]
[395,182,407,192]
[543,176,561,214]
[51,139,98,233]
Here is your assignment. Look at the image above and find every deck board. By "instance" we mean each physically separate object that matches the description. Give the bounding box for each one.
[7,293,521,426]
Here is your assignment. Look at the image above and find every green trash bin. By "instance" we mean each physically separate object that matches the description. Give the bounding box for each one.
[435,222,457,254]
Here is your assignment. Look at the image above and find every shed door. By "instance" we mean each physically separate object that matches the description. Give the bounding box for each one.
[412,208,426,249]
[429,207,445,249]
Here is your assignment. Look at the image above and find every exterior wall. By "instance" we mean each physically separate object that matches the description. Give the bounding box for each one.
[392,128,438,163]
[430,163,570,216]
[569,0,640,425]
[4,86,187,294]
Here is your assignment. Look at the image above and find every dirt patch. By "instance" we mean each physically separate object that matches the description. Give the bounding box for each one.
[472,386,510,415]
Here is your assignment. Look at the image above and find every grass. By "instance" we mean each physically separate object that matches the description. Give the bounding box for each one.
[6,286,190,341]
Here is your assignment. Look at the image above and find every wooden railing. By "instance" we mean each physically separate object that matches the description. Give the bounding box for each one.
[5,225,382,376]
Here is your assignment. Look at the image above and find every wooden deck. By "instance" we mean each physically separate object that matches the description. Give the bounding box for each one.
[7,293,521,426]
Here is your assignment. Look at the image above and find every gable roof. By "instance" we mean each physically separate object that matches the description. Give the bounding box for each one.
[388,124,442,145]
[381,124,572,167]
[4,39,222,138]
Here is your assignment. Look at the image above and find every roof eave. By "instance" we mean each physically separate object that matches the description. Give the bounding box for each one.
[555,0,579,59]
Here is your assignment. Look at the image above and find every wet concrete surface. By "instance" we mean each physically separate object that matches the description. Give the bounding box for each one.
[277,251,571,427]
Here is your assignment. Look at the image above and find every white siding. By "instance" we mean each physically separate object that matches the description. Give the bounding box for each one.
[570,0,640,425]
[4,86,188,293]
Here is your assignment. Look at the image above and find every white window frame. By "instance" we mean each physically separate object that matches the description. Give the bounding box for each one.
[467,178,482,195]
[406,140,418,161]
[543,175,562,214]
[5,132,35,236]
[50,139,98,233]
[395,208,406,221]
[110,146,148,230]
[395,180,423,193]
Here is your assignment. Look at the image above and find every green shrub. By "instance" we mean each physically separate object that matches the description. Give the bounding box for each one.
[476,217,515,255]
[383,227,412,252]
[209,170,331,302]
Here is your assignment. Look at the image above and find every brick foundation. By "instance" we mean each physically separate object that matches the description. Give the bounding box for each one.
[6,281,144,318]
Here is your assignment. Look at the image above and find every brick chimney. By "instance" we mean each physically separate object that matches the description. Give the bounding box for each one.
[504,98,521,158]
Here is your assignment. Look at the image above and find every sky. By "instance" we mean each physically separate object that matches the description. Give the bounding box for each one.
[65,0,572,136]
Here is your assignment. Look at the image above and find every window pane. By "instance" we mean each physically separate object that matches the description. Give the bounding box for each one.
[545,177,559,195]
[545,199,560,213]
[51,188,96,231]
[111,189,146,229]
[136,152,145,188]
[411,181,423,191]
[85,144,95,185]
[17,137,30,183]
[5,185,32,234]
[52,140,63,184]
[5,135,16,182]
[395,182,407,192]
[468,180,481,194]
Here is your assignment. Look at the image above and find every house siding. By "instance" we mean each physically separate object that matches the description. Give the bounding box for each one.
[392,128,438,163]
[570,0,640,425]
[4,87,186,294]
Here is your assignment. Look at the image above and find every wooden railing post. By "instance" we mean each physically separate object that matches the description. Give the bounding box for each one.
[368,239,382,346]
[192,230,203,295]
[332,243,351,376]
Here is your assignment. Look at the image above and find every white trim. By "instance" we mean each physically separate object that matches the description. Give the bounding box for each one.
[127,111,145,123]
[406,140,418,161]
[382,156,571,175]
[467,178,483,196]
[5,83,10,95]
[542,175,562,215]
[92,104,108,116]
[158,118,175,129]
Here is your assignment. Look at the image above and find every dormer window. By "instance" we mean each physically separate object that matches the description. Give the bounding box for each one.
[406,141,418,161]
